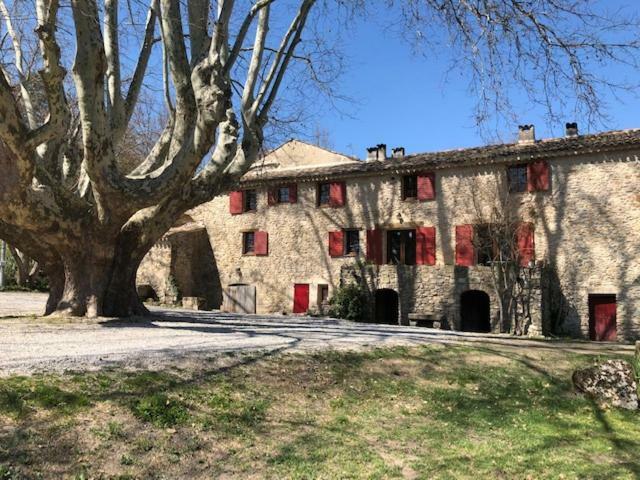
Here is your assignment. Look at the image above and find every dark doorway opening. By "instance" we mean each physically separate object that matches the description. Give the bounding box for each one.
[460,290,491,333]
[589,294,617,341]
[375,289,399,325]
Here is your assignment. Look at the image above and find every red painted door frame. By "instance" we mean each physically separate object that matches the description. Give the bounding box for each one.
[589,294,617,341]
[293,284,310,314]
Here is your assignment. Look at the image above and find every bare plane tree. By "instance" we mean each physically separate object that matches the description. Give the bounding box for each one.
[0,0,316,317]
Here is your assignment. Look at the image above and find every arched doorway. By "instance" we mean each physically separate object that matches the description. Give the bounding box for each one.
[375,289,399,325]
[460,290,491,333]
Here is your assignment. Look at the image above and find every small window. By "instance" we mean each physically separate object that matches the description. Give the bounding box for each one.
[318,183,331,206]
[403,175,418,199]
[277,186,290,203]
[345,230,360,255]
[242,232,255,254]
[387,230,416,265]
[508,165,528,193]
[244,190,257,212]
[318,284,329,305]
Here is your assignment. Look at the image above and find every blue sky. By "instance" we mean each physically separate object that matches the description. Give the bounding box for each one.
[308,3,640,159]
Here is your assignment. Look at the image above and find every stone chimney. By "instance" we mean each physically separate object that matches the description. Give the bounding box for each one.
[565,122,578,137]
[392,147,405,158]
[366,144,387,161]
[518,124,535,144]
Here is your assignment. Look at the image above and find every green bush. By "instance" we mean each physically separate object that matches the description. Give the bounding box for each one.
[328,284,368,322]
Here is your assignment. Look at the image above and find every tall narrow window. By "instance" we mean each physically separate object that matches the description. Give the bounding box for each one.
[344,230,360,255]
[475,224,494,266]
[508,165,528,193]
[242,232,255,254]
[244,190,257,212]
[318,183,331,206]
[387,230,416,265]
[402,175,418,199]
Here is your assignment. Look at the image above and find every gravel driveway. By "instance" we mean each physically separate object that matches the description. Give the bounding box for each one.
[0,292,633,375]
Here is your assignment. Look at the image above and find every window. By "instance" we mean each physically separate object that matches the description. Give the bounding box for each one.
[475,224,494,266]
[403,175,418,199]
[345,230,360,255]
[317,181,346,207]
[242,231,255,254]
[318,183,331,206]
[244,190,257,212]
[387,230,416,265]
[277,186,290,203]
[318,284,329,305]
[508,165,528,193]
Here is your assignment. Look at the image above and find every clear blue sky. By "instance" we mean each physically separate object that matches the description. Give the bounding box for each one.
[308,4,640,159]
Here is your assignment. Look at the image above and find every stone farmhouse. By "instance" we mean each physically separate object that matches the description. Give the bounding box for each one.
[138,125,640,341]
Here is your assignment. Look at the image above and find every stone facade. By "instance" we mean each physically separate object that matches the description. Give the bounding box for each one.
[139,131,640,340]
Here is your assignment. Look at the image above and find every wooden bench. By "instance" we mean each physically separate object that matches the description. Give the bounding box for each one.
[408,313,440,329]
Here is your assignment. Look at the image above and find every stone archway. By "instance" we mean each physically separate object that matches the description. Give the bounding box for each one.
[460,290,491,333]
[375,288,399,325]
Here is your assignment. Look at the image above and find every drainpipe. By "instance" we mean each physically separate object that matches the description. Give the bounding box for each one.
[0,241,6,289]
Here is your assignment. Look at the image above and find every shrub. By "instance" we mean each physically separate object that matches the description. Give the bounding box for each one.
[328,283,368,322]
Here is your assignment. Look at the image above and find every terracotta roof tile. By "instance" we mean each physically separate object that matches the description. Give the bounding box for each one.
[240,128,640,185]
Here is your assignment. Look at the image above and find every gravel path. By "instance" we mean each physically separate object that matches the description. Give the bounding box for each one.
[0,292,634,376]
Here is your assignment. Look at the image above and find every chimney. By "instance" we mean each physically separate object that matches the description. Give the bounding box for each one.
[392,147,405,158]
[366,143,387,161]
[518,124,535,144]
[565,122,578,137]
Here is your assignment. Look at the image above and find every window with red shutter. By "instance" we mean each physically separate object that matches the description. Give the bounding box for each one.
[254,231,269,256]
[329,182,346,207]
[527,161,550,192]
[516,223,535,267]
[417,173,436,201]
[366,229,383,265]
[328,231,344,257]
[229,191,243,214]
[416,226,436,265]
[455,225,475,267]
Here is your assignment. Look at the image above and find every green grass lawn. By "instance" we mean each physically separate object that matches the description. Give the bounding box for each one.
[0,344,638,479]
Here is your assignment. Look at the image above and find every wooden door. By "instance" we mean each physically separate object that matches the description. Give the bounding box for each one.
[223,284,256,314]
[589,295,617,341]
[293,284,310,314]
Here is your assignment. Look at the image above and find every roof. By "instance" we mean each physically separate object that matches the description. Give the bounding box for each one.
[249,139,358,172]
[240,128,640,186]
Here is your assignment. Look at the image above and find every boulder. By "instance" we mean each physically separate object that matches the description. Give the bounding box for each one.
[572,360,638,410]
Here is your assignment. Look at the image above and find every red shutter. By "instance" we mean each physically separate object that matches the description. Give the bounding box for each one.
[417,172,436,201]
[416,226,436,265]
[455,225,475,267]
[527,161,550,192]
[229,191,243,214]
[288,184,297,203]
[366,229,383,265]
[255,231,269,256]
[516,222,535,267]
[267,188,278,205]
[329,231,344,257]
[329,182,346,207]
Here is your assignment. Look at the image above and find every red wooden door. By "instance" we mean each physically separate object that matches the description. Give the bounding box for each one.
[589,295,617,341]
[293,284,310,314]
